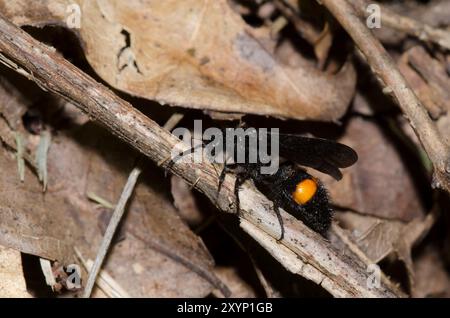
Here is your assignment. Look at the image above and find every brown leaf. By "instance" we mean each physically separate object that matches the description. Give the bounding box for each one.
[0,142,79,263]
[318,117,426,221]
[0,0,356,121]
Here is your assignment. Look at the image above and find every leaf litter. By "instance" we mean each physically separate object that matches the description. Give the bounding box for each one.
[0,0,449,298]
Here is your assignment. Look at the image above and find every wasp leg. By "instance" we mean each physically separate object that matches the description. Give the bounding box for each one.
[233,173,248,216]
[273,204,285,241]
[217,163,238,195]
[217,164,228,195]
[166,143,204,172]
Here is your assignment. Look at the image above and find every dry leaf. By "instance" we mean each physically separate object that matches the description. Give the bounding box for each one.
[318,117,426,221]
[0,0,356,121]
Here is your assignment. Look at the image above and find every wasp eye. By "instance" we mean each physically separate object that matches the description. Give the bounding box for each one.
[292,178,317,205]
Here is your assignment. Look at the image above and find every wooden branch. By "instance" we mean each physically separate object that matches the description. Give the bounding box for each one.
[320,0,450,193]
[0,13,400,297]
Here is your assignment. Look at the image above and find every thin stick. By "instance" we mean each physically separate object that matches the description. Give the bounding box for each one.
[320,0,450,193]
[251,260,281,298]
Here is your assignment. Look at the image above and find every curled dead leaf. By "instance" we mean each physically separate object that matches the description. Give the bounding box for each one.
[0,0,356,121]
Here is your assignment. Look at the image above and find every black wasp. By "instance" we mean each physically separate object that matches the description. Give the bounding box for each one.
[171,128,358,240]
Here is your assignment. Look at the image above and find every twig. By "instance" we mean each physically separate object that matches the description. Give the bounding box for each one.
[249,254,282,298]
[162,113,185,132]
[82,163,141,298]
[350,0,450,50]
[240,219,387,298]
[319,0,450,193]
[0,14,400,297]
[331,224,404,296]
